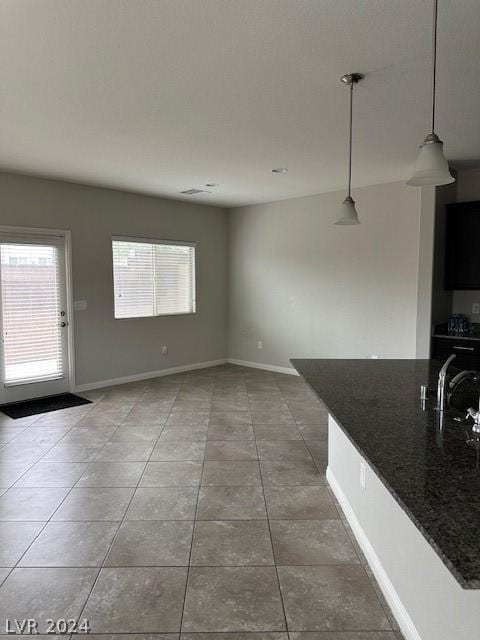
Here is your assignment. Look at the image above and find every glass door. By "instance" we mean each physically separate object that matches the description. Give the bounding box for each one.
[0,234,70,404]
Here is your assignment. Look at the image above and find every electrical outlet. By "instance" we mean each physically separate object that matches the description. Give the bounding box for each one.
[369,354,379,359]
[473,303,480,315]
[257,341,263,350]
[161,345,168,356]
[360,461,367,489]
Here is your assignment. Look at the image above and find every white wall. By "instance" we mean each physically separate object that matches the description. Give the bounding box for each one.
[0,172,228,387]
[451,168,480,323]
[228,181,424,368]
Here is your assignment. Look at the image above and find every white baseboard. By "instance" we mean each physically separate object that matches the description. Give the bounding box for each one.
[74,358,228,392]
[74,357,298,393]
[228,358,299,376]
[327,466,422,640]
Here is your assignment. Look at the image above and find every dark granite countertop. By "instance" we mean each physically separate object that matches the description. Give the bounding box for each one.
[290,358,480,589]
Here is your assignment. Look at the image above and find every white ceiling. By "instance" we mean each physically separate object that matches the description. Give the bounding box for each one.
[1,0,480,207]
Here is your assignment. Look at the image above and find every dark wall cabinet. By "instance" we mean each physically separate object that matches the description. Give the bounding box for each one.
[445,201,480,290]
[432,336,480,370]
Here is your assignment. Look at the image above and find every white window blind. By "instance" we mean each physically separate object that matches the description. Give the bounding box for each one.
[1,243,63,385]
[112,239,196,319]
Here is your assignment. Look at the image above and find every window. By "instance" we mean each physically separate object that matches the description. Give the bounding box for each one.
[112,238,196,319]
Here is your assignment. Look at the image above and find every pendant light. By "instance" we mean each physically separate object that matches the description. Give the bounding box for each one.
[335,73,363,225]
[407,0,454,186]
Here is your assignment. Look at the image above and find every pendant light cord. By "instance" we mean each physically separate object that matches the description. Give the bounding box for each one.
[348,80,353,198]
[431,0,438,134]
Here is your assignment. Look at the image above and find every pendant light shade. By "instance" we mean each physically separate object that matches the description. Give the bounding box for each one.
[335,196,360,225]
[407,134,454,186]
[335,73,363,226]
[407,0,455,187]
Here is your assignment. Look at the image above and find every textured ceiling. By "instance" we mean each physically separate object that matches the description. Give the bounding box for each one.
[1,0,480,207]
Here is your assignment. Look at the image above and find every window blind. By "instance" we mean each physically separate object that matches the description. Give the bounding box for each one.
[1,243,63,385]
[112,239,196,319]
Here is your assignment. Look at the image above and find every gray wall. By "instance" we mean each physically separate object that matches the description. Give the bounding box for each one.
[228,181,423,368]
[415,185,436,358]
[0,172,228,386]
[451,168,480,322]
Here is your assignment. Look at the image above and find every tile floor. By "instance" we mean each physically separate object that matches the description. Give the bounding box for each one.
[0,364,404,638]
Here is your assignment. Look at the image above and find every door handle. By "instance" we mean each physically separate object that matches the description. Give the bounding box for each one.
[453,345,475,351]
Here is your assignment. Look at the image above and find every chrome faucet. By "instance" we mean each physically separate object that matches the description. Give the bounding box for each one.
[437,354,480,413]
[466,396,480,434]
[449,369,480,394]
[437,354,456,411]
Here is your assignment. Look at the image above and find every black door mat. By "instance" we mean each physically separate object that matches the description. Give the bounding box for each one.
[0,393,92,419]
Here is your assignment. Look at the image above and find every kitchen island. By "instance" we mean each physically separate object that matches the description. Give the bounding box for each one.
[291,358,480,640]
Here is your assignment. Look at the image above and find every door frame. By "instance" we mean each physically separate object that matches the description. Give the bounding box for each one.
[0,225,76,394]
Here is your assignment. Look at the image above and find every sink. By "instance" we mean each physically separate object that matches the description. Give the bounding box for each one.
[449,386,480,413]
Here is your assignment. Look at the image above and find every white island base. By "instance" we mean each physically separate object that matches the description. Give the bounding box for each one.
[327,415,480,640]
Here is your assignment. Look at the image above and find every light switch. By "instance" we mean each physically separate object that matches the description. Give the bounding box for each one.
[74,300,87,311]
[473,303,480,315]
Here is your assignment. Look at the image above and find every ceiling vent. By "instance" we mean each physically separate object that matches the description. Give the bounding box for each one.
[180,188,211,195]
